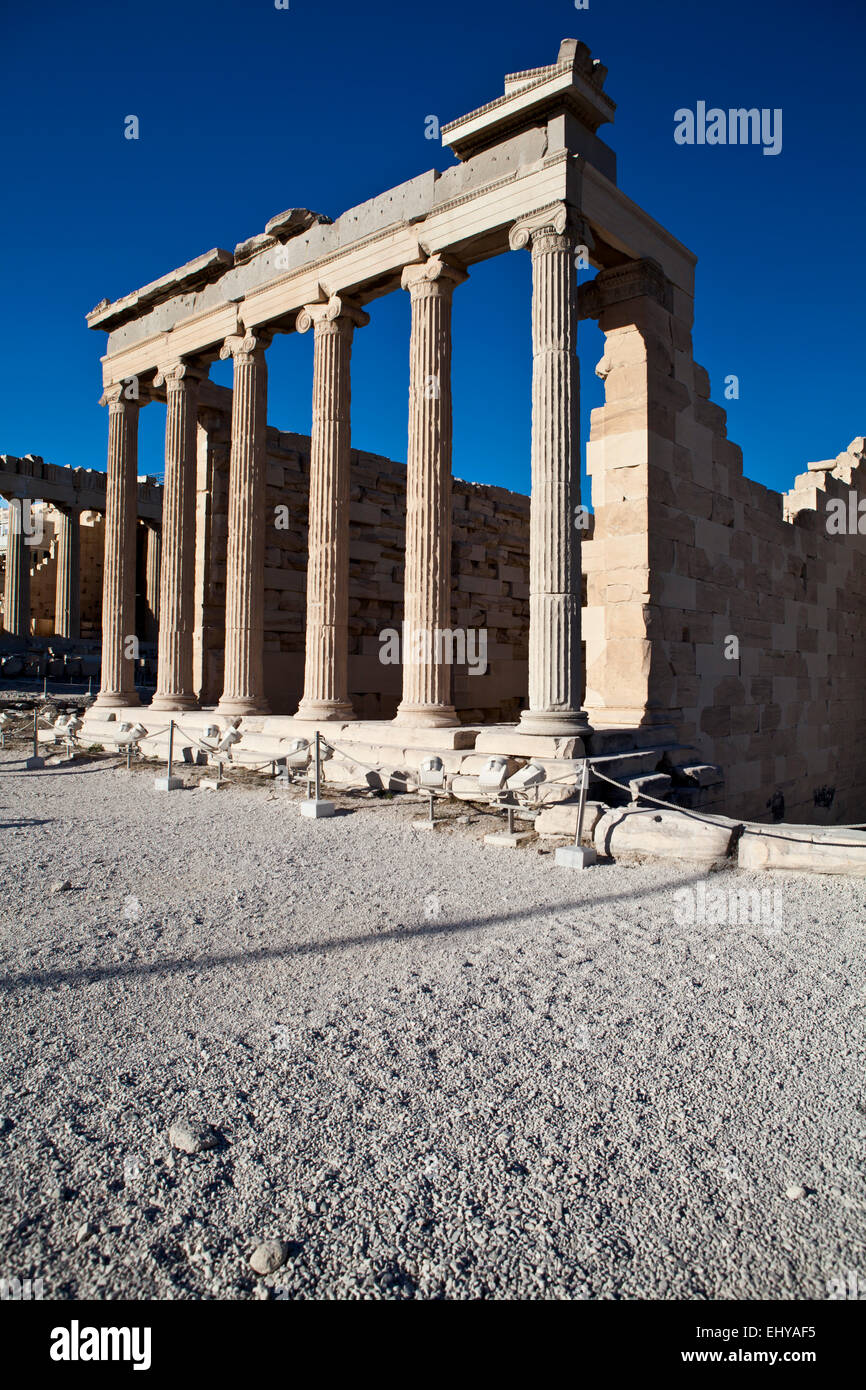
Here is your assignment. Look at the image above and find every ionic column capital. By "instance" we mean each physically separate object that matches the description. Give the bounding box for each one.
[153,359,205,391]
[295,293,370,336]
[219,328,273,362]
[401,254,468,297]
[509,203,592,254]
[99,382,141,412]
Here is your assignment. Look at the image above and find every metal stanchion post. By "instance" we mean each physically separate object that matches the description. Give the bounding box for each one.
[299,729,335,819]
[155,717,181,791]
[555,758,598,870]
[26,706,44,770]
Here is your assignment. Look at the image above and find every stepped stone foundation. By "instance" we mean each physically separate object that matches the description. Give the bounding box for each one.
[20,36,858,826]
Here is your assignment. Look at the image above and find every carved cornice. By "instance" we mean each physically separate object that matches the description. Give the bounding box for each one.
[295,294,370,335]
[578,258,673,319]
[400,253,468,295]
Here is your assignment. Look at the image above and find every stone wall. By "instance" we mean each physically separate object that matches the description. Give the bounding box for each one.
[581,262,866,824]
[195,390,534,722]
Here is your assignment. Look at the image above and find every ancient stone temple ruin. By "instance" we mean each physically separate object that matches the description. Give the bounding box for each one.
[72,39,863,825]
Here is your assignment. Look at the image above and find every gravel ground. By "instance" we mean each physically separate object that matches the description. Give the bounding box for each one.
[1,745,865,1301]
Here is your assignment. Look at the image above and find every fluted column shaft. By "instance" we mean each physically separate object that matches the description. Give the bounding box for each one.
[144,522,161,643]
[95,386,140,707]
[295,296,368,720]
[3,497,31,638]
[151,363,200,709]
[395,255,467,727]
[54,505,81,639]
[510,208,591,736]
[218,331,270,716]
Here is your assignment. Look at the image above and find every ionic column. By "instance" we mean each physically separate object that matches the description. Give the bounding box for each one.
[2,496,32,638]
[143,522,161,644]
[509,205,592,737]
[95,385,140,708]
[54,504,81,639]
[150,362,200,710]
[295,295,369,721]
[217,330,271,716]
[394,254,467,727]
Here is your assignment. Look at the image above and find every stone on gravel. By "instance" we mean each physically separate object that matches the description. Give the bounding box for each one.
[594,806,736,864]
[738,825,866,876]
[785,1185,807,1201]
[535,800,606,841]
[250,1239,289,1275]
[169,1119,220,1154]
[50,879,72,893]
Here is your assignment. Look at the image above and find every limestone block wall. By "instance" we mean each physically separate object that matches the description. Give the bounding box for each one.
[582,264,866,824]
[195,392,532,722]
[28,508,58,634]
[79,513,105,639]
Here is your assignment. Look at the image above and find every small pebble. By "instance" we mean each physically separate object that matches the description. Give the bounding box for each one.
[785,1185,807,1201]
[50,879,72,893]
[250,1240,289,1276]
[76,1222,96,1244]
[169,1119,220,1155]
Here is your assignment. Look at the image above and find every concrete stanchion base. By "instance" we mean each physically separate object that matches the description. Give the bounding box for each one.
[554,845,598,870]
[154,776,184,791]
[300,799,335,818]
[25,756,45,770]
[484,830,534,848]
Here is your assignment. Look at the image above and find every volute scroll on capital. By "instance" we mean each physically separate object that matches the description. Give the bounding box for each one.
[508,203,593,253]
[99,381,143,411]
[153,359,205,391]
[295,294,370,336]
[400,253,468,295]
[219,327,273,362]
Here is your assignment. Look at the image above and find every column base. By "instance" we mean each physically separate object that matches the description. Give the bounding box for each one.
[517,708,594,737]
[216,697,270,717]
[294,701,357,723]
[150,693,199,712]
[393,703,459,729]
[94,689,140,709]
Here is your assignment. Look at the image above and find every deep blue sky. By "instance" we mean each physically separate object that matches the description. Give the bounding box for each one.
[2,0,863,501]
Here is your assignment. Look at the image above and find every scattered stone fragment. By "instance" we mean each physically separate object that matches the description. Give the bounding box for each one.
[250,1240,289,1276]
[50,879,72,893]
[785,1185,807,1201]
[169,1119,220,1155]
[76,1222,96,1244]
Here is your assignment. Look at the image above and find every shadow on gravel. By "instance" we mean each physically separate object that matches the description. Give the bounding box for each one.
[1,762,117,777]
[0,817,56,829]
[0,871,706,995]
